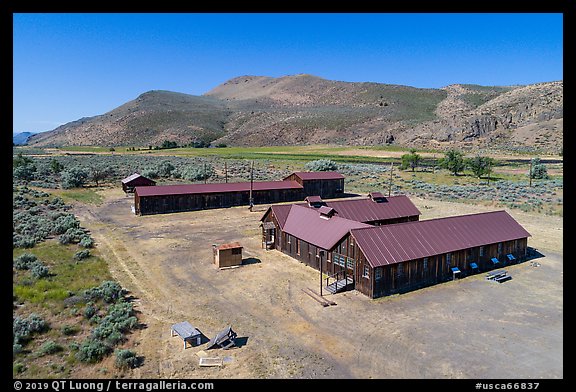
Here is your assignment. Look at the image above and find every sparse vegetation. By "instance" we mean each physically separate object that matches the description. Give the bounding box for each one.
[466,156,495,180]
[12,141,561,377]
[304,159,339,171]
[530,157,549,180]
[12,168,140,377]
[400,149,422,172]
[440,150,466,176]
[115,349,141,369]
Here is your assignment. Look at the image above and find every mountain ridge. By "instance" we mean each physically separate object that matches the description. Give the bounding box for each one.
[27,75,563,153]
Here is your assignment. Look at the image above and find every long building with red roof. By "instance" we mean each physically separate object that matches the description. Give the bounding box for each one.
[261,194,531,299]
[134,171,345,215]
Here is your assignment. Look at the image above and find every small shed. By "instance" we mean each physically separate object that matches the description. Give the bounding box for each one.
[122,173,156,193]
[213,242,243,269]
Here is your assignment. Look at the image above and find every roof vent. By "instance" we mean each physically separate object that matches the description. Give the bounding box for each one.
[318,206,336,219]
[305,195,324,208]
[369,192,387,203]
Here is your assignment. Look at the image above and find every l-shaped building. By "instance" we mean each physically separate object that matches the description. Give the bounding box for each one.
[261,194,531,298]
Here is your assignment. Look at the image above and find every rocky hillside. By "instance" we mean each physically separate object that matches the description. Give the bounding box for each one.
[29,91,231,147]
[27,75,563,153]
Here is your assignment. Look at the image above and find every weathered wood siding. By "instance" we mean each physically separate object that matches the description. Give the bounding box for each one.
[136,188,305,215]
[215,248,242,268]
[284,175,344,199]
[367,215,420,226]
[348,234,529,298]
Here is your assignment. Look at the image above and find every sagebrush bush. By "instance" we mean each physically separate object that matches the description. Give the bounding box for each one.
[76,338,112,363]
[304,159,338,172]
[13,253,38,270]
[30,261,50,279]
[38,340,63,356]
[178,164,215,181]
[61,325,79,336]
[91,302,137,344]
[115,349,140,369]
[74,249,91,261]
[13,313,48,345]
[58,227,86,245]
[83,302,97,320]
[61,167,89,189]
[83,281,125,303]
[79,235,94,248]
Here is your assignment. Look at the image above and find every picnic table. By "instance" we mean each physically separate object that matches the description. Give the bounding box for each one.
[171,321,202,349]
[485,270,511,283]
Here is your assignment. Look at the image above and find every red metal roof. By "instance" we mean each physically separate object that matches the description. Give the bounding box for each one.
[321,195,420,223]
[217,242,243,250]
[122,173,146,184]
[262,194,420,227]
[286,171,345,180]
[283,205,370,250]
[305,196,323,204]
[135,180,303,197]
[351,210,531,268]
[268,204,293,228]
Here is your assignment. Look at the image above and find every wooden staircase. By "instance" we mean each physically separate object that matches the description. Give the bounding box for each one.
[325,276,354,294]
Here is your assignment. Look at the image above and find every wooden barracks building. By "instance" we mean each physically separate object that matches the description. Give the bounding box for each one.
[133,171,345,215]
[261,194,531,299]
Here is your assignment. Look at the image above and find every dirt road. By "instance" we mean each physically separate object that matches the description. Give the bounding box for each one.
[73,189,563,379]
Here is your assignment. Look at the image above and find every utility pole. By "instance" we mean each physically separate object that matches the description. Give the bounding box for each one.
[224,161,228,183]
[319,251,324,297]
[204,163,207,184]
[249,161,254,211]
[529,159,533,187]
[388,162,394,197]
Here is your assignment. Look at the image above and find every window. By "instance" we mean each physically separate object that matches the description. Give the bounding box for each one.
[296,239,300,255]
[479,246,484,257]
[497,243,502,254]
[446,253,452,264]
[363,265,370,278]
[231,248,242,255]
[396,263,404,278]
[375,268,382,280]
[423,257,428,271]
[333,253,345,267]
[346,257,355,269]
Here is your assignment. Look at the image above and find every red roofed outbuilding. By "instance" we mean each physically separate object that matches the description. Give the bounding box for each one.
[121,173,156,193]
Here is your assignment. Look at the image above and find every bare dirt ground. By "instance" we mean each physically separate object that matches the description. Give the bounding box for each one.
[73,189,563,379]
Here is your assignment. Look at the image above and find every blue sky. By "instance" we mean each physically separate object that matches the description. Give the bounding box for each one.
[13,13,563,134]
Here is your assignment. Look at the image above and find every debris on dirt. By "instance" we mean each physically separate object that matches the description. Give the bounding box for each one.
[199,357,223,367]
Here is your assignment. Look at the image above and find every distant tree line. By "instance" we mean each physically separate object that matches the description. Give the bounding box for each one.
[398,148,549,184]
